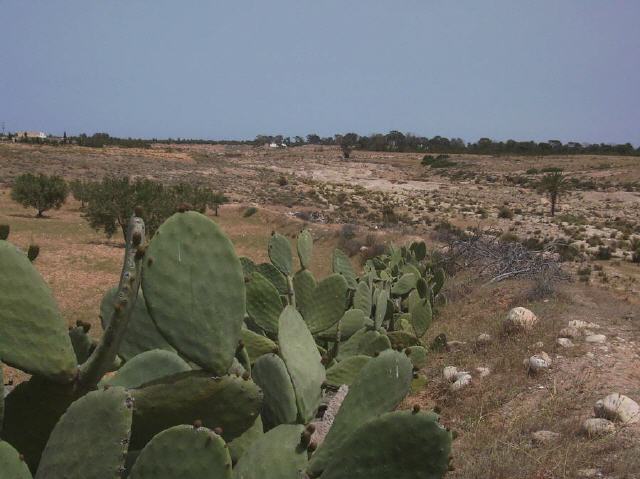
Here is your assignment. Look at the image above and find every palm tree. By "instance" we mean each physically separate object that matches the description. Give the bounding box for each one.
[538,171,568,217]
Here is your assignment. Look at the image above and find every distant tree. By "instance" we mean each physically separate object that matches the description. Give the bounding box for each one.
[538,171,569,217]
[69,179,92,208]
[306,134,321,144]
[11,173,69,217]
[208,192,229,216]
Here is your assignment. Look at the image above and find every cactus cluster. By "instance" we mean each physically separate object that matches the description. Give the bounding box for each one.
[0,213,451,478]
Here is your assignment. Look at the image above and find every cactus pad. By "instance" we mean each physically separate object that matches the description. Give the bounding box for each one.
[406,345,428,369]
[319,410,451,479]
[353,281,372,317]
[0,240,77,382]
[130,371,262,449]
[129,425,232,479]
[232,424,308,479]
[99,349,191,389]
[245,272,282,335]
[100,287,175,361]
[256,263,289,295]
[307,350,413,476]
[68,325,95,364]
[304,274,348,334]
[268,232,293,275]
[0,441,32,479]
[296,229,313,270]
[278,306,325,423]
[409,297,432,338]
[387,331,421,349]
[391,273,417,296]
[332,248,357,289]
[251,353,297,429]
[374,289,389,329]
[228,416,264,464]
[337,328,391,360]
[316,309,372,342]
[292,269,316,318]
[141,212,244,374]
[325,355,371,388]
[35,387,133,479]
[240,328,278,363]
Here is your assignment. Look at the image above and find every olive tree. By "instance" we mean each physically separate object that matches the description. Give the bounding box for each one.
[11,173,69,217]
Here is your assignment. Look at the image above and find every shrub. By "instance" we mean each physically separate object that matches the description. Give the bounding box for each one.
[11,173,69,217]
[525,168,539,175]
[595,246,612,260]
[277,175,288,186]
[243,206,258,218]
[421,154,457,168]
[497,206,514,219]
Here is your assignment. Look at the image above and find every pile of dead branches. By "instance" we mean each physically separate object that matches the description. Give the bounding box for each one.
[442,231,571,285]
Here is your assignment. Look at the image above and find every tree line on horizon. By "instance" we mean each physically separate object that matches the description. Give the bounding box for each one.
[6,130,639,156]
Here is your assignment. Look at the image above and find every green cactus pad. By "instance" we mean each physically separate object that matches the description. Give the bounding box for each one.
[332,248,357,289]
[416,277,428,298]
[319,410,451,479]
[304,274,348,334]
[325,355,371,388]
[239,256,257,277]
[410,240,427,260]
[0,224,9,240]
[99,349,191,389]
[374,289,389,330]
[0,364,3,433]
[35,387,133,479]
[268,232,293,276]
[240,328,278,363]
[129,425,232,479]
[296,229,313,270]
[1,376,76,472]
[387,331,421,348]
[337,328,391,360]
[406,345,428,369]
[100,286,176,361]
[353,281,372,317]
[232,424,308,479]
[307,350,413,476]
[141,212,244,374]
[256,263,289,295]
[228,416,264,464]
[68,326,95,364]
[251,353,297,429]
[0,441,32,479]
[316,309,372,342]
[292,269,316,318]
[433,268,446,296]
[410,296,432,338]
[391,273,417,296]
[0,240,77,382]
[130,371,262,449]
[246,272,282,335]
[235,345,251,375]
[278,306,325,423]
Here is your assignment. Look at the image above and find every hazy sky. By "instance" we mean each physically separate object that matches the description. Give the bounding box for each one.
[2,1,639,143]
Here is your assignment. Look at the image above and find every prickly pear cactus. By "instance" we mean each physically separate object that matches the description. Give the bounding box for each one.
[268,232,293,276]
[99,349,191,389]
[129,425,232,479]
[353,281,372,316]
[296,228,313,270]
[245,272,283,335]
[256,263,289,295]
[130,371,262,449]
[0,440,32,479]
[292,269,316,319]
[35,387,133,479]
[304,274,348,334]
[325,355,371,388]
[240,329,278,364]
[232,424,308,479]
[100,286,175,361]
[0,241,77,382]
[319,410,452,479]
[228,416,264,464]
[307,350,413,476]
[142,211,244,374]
[251,353,297,429]
[278,306,326,423]
[332,248,357,289]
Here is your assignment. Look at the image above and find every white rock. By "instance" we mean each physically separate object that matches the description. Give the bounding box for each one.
[569,320,600,330]
[476,333,492,345]
[594,393,640,424]
[556,337,574,348]
[443,366,458,382]
[450,373,472,391]
[585,334,607,344]
[504,307,538,333]
[582,418,615,437]
[558,326,581,338]
[576,469,602,479]
[475,367,491,378]
[525,351,552,373]
[530,341,545,350]
[531,430,561,445]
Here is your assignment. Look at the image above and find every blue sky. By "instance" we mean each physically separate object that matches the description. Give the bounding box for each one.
[1,1,639,143]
